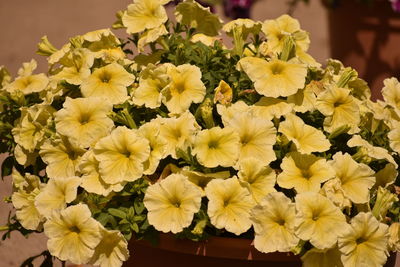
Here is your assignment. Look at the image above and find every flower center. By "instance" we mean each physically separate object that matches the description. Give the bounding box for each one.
[99,71,112,83]
[270,62,284,75]
[175,81,186,94]
[69,226,81,233]
[356,237,367,245]
[208,140,219,149]
[79,113,91,125]
[276,218,286,226]
[301,169,312,179]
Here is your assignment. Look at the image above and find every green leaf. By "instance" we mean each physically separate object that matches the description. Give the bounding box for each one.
[1,156,13,179]
[130,223,139,233]
[134,201,145,215]
[108,208,126,219]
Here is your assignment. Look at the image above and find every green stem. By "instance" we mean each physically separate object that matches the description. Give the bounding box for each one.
[0,225,9,231]
[122,108,137,129]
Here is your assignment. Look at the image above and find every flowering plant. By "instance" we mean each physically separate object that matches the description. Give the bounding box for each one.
[1,0,400,266]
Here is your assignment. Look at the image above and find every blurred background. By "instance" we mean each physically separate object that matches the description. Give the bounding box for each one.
[0,0,399,266]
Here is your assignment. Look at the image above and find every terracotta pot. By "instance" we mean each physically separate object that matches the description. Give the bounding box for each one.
[327,0,400,100]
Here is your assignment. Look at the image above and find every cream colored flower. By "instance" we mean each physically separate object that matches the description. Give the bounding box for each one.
[388,127,400,154]
[205,178,254,235]
[81,63,135,105]
[253,97,294,120]
[338,212,389,267]
[278,152,335,193]
[193,127,240,168]
[301,247,344,267]
[14,144,38,167]
[44,204,103,264]
[278,113,331,154]
[191,33,220,47]
[251,192,298,253]
[388,222,400,251]
[382,77,400,110]
[216,101,252,125]
[138,25,168,52]
[94,126,150,184]
[316,87,360,134]
[122,0,168,34]
[237,158,276,203]
[55,97,114,148]
[320,178,352,210]
[144,173,202,233]
[295,192,347,249]
[35,176,81,218]
[223,18,261,38]
[287,83,317,113]
[161,64,206,114]
[374,163,397,189]
[238,57,307,98]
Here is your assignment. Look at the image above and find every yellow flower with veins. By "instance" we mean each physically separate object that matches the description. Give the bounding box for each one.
[382,77,400,110]
[161,64,206,114]
[193,126,240,168]
[338,212,389,267]
[216,101,252,125]
[238,57,307,98]
[81,63,135,105]
[279,113,331,154]
[144,173,202,233]
[251,192,299,253]
[44,204,103,264]
[138,25,168,52]
[295,192,348,250]
[55,97,114,148]
[253,97,294,120]
[205,177,255,235]
[277,152,335,193]
[94,126,150,185]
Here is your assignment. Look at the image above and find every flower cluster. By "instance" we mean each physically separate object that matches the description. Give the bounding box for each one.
[1,0,400,266]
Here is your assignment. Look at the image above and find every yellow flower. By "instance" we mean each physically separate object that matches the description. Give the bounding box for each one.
[44,204,103,264]
[216,101,252,125]
[278,113,331,154]
[238,158,276,203]
[388,127,400,154]
[295,192,347,249]
[161,64,206,114]
[214,80,233,105]
[223,18,262,39]
[144,173,202,233]
[138,25,168,52]
[330,152,375,204]
[89,228,129,267]
[382,77,400,110]
[81,29,124,62]
[14,144,38,167]
[94,126,150,184]
[388,222,400,251]
[301,247,344,267]
[122,0,168,34]
[238,57,307,98]
[277,152,335,193]
[251,192,299,253]
[338,212,389,267]
[320,178,352,210]
[287,83,317,113]
[40,136,86,179]
[253,97,294,120]
[191,34,221,47]
[79,150,125,196]
[205,177,255,235]
[316,87,360,134]
[55,97,114,148]
[81,63,135,105]
[374,163,397,189]
[158,111,199,159]
[35,176,81,218]
[227,113,277,165]
[193,126,240,168]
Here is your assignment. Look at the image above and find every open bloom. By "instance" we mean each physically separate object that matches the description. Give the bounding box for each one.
[253,97,294,120]
[205,177,254,235]
[251,192,299,253]
[382,77,400,110]
[44,204,103,264]
[144,173,202,233]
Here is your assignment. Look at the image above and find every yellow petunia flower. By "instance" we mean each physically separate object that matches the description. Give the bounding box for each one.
[301,247,344,267]
[81,63,135,105]
[55,97,114,148]
[277,152,335,193]
[35,176,81,218]
[330,152,375,204]
[338,212,389,267]
[278,113,331,154]
[138,25,168,52]
[320,178,352,210]
[238,57,307,98]
[144,173,202,233]
[193,126,240,168]
[253,97,294,120]
[94,126,150,185]
[388,222,400,252]
[122,0,168,34]
[374,163,397,189]
[214,80,233,105]
[382,77,400,110]
[161,64,206,114]
[287,83,317,113]
[44,204,103,264]
[205,177,255,235]
[216,101,252,126]
[295,192,348,249]
[238,158,276,203]
[388,127,400,154]
[191,33,221,47]
[251,192,299,253]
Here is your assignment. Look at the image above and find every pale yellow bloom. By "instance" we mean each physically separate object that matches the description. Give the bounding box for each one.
[216,101,252,125]
[238,57,307,98]
[251,192,299,253]
[223,18,261,38]
[253,97,294,120]
[295,192,348,249]
[287,83,317,113]
[214,80,233,105]
[301,247,344,267]
[161,64,206,114]
[238,158,276,203]
[338,212,389,267]
[94,126,150,184]
[144,173,202,233]
[81,29,124,62]
[279,113,331,154]
[138,25,168,52]
[81,63,135,105]
[388,222,400,251]
[191,34,220,47]
[278,152,335,193]
[14,144,38,167]
[382,77,400,110]
[193,126,240,168]
[122,0,168,34]
[44,204,103,264]
[35,176,81,218]
[6,60,48,95]
[205,178,254,235]
[55,97,114,148]
[320,178,352,210]
[388,127,400,154]
[374,163,397,189]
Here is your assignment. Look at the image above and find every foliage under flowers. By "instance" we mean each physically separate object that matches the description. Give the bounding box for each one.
[1,0,400,266]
